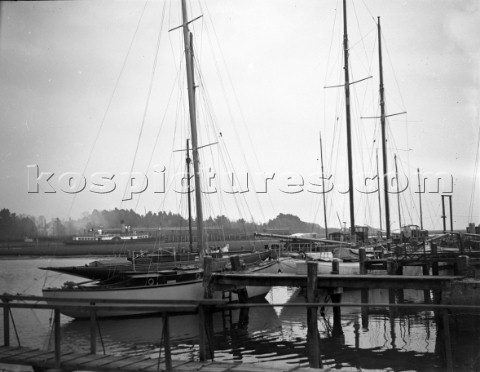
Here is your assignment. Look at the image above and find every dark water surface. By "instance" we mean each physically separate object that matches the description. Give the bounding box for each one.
[1,257,479,371]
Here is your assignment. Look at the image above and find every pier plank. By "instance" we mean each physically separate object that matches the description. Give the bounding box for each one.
[120,358,159,370]
[78,354,134,367]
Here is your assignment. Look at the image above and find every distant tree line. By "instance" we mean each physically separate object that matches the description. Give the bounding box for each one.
[0,207,325,240]
[0,209,37,241]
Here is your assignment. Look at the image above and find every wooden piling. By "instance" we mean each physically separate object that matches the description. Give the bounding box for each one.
[198,305,214,361]
[330,260,343,338]
[359,248,366,275]
[2,300,9,347]
[54,308,61,369]
[358,248,369,329]
[442,309,453,372]
[423,265,431,303]
[455,255,469,276]
[431,243,439,276]
[306,261,321,368]
[162,312,172,372]
[230,256,248,303]
[203,256,214,299]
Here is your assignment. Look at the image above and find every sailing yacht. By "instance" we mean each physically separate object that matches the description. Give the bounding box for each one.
[42,0,279,318]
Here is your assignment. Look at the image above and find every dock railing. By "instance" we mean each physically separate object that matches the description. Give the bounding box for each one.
[2,288,480,372]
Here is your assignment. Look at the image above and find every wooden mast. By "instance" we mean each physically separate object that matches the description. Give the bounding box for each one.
[342,0,355,241]
[181,0,205,256]
[186,139,194,252]
[319,132,328,239]
[417,168,424,230]
[394,154,402,238]
[376,149,383,238]
[377,17,391,241]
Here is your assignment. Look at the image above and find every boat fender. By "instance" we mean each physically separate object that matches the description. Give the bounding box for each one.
[147,278,155,286]
[195,272,201,280]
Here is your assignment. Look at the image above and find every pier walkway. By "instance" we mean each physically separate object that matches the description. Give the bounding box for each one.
[0,346,321,372]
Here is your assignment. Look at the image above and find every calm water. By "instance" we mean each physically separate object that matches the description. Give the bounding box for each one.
[1,257,479,371]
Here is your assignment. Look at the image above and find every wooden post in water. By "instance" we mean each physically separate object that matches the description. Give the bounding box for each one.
[90,309,97,354]
[2,300,9,347]
[330,259,344,338]
[442,309,453,372]
[203,256,214,299]
[230,255,248,303]
[422,265,431,303]
[306,261,321,368]
[359,248,369,329]
[54,308,61,369]
[431,243,439,276]
[359,248,367,275]
[455,255,469,276]
[198,304,214,361]
[162,312,172,372]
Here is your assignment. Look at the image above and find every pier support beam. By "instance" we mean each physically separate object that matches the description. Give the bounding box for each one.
[330,259,344,338]
[198,305,214,361]
[203,257,214,299]
[454,255,469,276]
[230,256,248,303]
[306,261,321,368]
[2,300,9,347]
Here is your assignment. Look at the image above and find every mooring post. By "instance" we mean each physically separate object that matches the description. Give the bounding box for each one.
[442,309,453,372]
[54,308,61,369]
[359,248,366,275]
[162,312,172,372]
[330,259,343,338]
[359,248,369,329]
[423,265,431,303]
[203,256,214,299]
[431,243,439,276]
[198,304,214,361]
[90,309,97,354]
[230,255,248,303]
[2,299,10,347]
[306,261,321,368]
[454,255,469,276]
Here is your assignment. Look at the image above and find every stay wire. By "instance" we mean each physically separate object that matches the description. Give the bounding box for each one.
[66,0,149,218]
[121,0,168,205]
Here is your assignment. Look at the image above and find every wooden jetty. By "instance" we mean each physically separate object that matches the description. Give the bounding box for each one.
[2,250,480,372]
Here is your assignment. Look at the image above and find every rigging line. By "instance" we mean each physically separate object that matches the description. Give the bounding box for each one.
[468,124,480,220]
[198,0,272,221]
[134,60,181,212]
[382,33,407,112]
[193,55,257,224]
[121,0,167,205]
[66,0,149,218]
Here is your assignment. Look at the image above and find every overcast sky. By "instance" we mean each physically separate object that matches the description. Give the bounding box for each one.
[0,0,479,232]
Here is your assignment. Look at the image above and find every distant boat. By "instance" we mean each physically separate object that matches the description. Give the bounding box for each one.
[64,231,156,245]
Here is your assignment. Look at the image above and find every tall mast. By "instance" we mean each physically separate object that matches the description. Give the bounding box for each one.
[376,149,383,238]
[342,0,355,240]
[186,139,194,252]
[417,168,423,230]
[377,17,391,240]
[319,132,328,238]
[394,154,402,237]
[181,0,205,256]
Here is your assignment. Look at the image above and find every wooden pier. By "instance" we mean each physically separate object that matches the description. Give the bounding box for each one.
[2,249,480,372]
